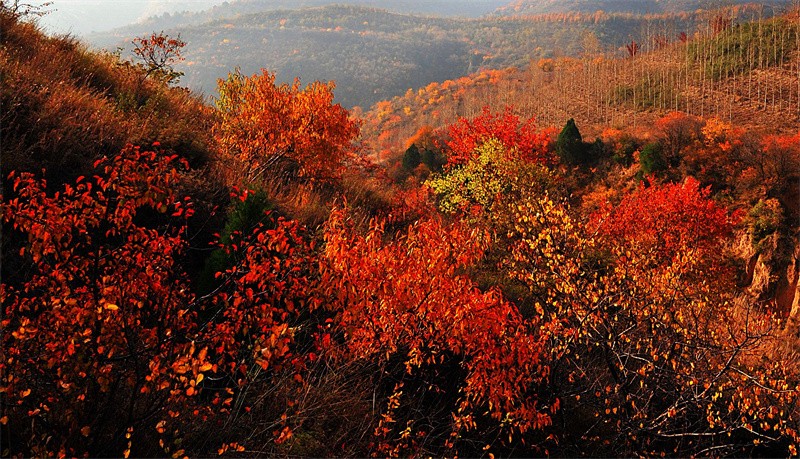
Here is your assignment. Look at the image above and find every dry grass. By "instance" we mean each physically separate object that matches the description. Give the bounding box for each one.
[0,9,215,185]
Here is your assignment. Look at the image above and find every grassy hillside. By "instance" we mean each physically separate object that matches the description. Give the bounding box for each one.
[0,8,232,296]
[0,9,215,185]
[87,5,723,108]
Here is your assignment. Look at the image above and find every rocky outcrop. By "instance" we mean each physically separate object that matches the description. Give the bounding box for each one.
[734,229,800,331]
[783,236,800,331]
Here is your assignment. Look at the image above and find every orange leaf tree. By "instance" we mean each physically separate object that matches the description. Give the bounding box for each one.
[654,111,703,166]
[214,69,360,183]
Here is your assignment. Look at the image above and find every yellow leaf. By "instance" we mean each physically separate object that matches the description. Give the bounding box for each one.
[105,303,119,311]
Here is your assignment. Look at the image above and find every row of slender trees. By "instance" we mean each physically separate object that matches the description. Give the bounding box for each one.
[517,5,800,131]
[363,4,800,159]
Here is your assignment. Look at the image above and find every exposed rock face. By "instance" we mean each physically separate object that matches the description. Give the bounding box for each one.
[783,237,800,331]
[734,229,800,332]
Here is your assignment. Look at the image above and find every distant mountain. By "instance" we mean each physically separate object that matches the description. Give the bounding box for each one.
[31,0,224,36]
[493,0,793,15]
[88,3,726,108]
[101,0,509,33]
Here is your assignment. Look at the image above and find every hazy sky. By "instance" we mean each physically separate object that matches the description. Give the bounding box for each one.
[29,0,226,36]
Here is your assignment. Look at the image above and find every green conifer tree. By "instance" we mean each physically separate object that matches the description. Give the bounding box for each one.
[640,142,667,175]
[556,118,588,165]
[402,144,421,170]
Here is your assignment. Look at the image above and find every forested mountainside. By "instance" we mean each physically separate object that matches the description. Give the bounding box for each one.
[363,9,800,161]
[102,0,507,32]
[495,0,793,15]
[87,3,786,108]
[2,2,800,458]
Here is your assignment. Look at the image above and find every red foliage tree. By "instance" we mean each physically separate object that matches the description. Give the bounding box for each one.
[132,31,186,84]
[442,106,553,168]
[625,40,639,57]
[590,177,734,267]
[710,10,734,36]
[754,133,800,200]
[1,146,317,456]
[321,208,556,456]
[2,146,198,456]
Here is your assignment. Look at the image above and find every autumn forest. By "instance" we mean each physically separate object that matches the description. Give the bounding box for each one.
[2,0,800,457]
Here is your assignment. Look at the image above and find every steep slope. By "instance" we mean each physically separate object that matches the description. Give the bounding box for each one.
[362,12,800,161]
[0,8,229,294]
[0,9,215,185]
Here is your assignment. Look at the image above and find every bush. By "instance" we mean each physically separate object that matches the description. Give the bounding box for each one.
[746,198,783,247]
[588,138,609,163]
[198,190,275,294]
[639,142,667,175]
[1,148,311,457]
[556,118,589,165]
[402,144,421,170]
[611,135,640,166]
